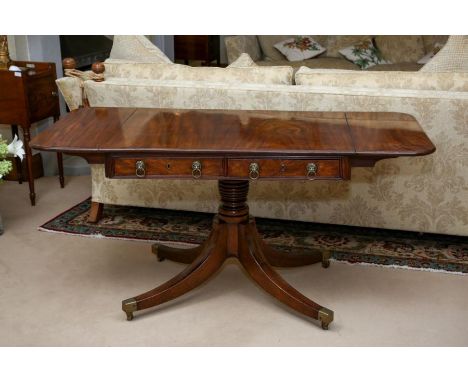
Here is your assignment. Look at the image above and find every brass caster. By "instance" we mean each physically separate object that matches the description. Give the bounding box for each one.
[318,307,334,330]
[322,250,331,269]
[122,298,138,321]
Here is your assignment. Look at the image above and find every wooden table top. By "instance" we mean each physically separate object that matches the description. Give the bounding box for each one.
[30,107,435,162]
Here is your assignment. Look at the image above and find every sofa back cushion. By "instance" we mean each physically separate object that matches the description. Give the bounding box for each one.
[258,35,328,61]
[104,60,294,85]
[258,36,295,60]
[294,66,468,91]
[374,36,425,63]
[110,35,172,63]
[422,36,449,54]
[325,36,372,57]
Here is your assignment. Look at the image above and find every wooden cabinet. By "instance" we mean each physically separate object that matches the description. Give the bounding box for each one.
[174,35,220,66]
[0,60,64,205]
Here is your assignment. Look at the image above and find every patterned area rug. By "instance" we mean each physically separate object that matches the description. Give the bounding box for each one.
[39,198,468,274]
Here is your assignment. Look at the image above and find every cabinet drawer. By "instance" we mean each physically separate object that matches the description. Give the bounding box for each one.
[227,158,347,180]
[109,157,224,179]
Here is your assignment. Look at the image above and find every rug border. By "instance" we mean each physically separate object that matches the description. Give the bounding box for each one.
[40,196,93,227]
[38,197,468,276]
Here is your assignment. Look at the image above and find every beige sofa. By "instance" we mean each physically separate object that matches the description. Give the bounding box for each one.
[57,35,468,236]
[225,35,449,71]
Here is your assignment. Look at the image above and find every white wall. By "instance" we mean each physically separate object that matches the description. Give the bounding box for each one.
[150,36,175,61]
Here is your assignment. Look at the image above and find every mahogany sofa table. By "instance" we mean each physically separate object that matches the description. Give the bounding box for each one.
[30,107,435,329]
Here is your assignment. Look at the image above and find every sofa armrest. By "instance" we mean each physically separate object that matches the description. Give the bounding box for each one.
[56,77,83,110]
[421,35,467,72]
[225,36,262,64]
[57,58,106,110]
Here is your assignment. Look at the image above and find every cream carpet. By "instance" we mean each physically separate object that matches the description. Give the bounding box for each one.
[0,176,467,346]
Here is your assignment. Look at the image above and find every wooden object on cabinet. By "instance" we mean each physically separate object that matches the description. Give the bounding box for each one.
[174,35,221,66]
[0,60,64,205]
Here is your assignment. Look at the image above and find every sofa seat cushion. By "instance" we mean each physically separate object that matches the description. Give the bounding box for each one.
[257,57,359,70]
[367,63,423,71]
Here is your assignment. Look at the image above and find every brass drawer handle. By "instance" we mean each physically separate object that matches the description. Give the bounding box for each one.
[249,162,260,180]
[192,160,202,179]
[306,162,317,180]
[135,160,146,178]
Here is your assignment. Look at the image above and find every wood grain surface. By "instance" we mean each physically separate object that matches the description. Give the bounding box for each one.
[30,107,435,160]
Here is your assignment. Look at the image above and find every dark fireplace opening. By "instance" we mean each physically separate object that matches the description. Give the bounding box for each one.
[59,35,113,70]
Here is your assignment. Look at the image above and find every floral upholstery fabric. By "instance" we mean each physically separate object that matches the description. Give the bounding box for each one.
[294,67,468,91]
[421,36,468,72]
[273,36,326,62]
[226,36,452,71]
[104,61,294,85]
[257,35,296,61]
[225,35,262,64]
[422,36,449,54]
[338,39,388,69]
[367,63,423,72]
[109,35,172,63]
[256,58,359,70]
[227,53,257,67]
[56,76,83,110]
[325,36,372,58]
[374,35,426,63]
[81,78,468,236]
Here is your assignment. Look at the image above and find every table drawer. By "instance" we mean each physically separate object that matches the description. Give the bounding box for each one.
[109,157,224,179]
[227,158,347,180]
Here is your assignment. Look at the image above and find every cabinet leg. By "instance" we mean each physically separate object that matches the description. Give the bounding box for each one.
[22,126,36,206]
[57,152,65,188]
[11,125,23,184]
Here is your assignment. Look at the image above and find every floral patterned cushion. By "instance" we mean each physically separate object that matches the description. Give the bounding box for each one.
[273,36,326,62]
[339,39,388,70]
